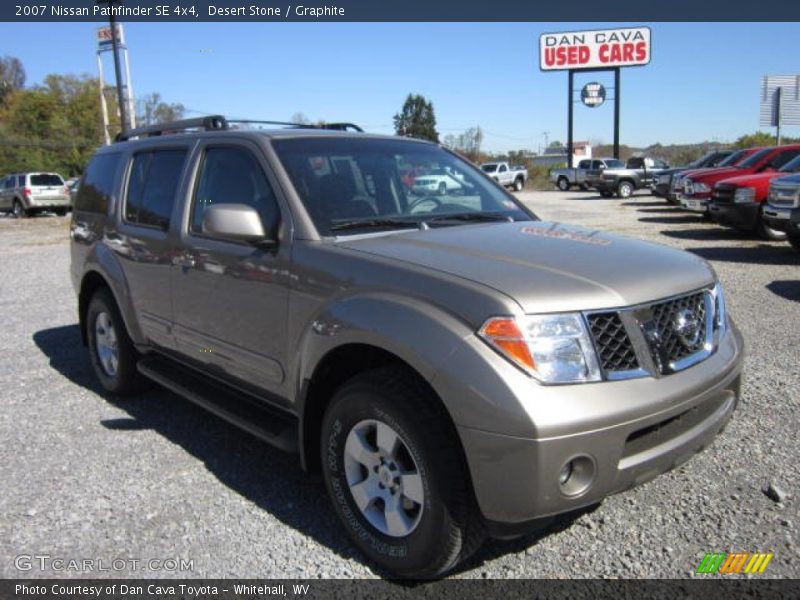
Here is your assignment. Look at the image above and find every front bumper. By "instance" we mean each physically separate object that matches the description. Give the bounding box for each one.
[709,201,759,230]
[762,205,793,233]
[679,194,712,213]
[440,321,744,529]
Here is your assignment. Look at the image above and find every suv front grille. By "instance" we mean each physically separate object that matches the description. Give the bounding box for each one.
[769,185,800,209]
[587,313,639,372]
[586,289,716,379]
[650,291,707,363]
[712,185,735,203]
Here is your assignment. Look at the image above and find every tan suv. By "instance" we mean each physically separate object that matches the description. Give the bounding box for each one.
[70,116,744,578]
[0,172,71,217]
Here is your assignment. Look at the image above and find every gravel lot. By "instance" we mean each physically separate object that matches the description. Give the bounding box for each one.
[0,190,797,580]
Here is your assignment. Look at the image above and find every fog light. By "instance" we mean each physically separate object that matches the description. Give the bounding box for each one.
[559,461,573,485]
[558,455,596,497]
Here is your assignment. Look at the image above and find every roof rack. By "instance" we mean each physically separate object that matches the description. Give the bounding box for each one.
[115,115,228,142]
[228,120,364,132]
[114,115,363,142]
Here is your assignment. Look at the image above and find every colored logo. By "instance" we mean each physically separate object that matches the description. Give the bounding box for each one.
[696,552,773,574]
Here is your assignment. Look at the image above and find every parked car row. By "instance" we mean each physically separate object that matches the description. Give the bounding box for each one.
[550,157,670,198]
[0,171,72,217]
[674,144,800,247]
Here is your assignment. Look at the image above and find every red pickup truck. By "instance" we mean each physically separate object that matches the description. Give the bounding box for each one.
[709,149,800,239]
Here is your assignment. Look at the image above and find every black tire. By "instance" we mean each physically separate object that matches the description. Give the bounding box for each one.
[320,366,485,578]
[755,207,787,241]
[788,232,800,252]
[556,177,570,191]
[54,207,68,217]
[514,177,524,192]
[438,182,447,195]
[86,288,145,395]
[616,180,634,199]
[12,199,28,218]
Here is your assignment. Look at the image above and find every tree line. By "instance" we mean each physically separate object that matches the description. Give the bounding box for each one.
[0,55,184,177]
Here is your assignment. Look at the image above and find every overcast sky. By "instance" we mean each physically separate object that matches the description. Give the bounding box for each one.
[2,21,799,152]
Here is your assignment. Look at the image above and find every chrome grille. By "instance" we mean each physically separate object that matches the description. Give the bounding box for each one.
[587,313,639,373]
[650,291,708,363]
[768,185,800,209]
[586,289,716,380]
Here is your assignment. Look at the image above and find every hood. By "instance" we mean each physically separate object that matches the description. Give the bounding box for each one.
[692,166,756,184]
[716,171,788,198]
[682,166,742,181]
[338,221,715,314]
[770,173,800,186]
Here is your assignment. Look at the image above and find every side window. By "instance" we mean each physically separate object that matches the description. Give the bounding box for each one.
[190,146,280,237]
[125,149,186,229]
[578,160,590,169]
[17,175,25,187]
[3,177,11,189]
[592,160,602,169]
[499,164,508,173]
[74,153,122,213]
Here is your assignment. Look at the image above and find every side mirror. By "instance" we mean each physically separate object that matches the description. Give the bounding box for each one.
[202,204,277,248]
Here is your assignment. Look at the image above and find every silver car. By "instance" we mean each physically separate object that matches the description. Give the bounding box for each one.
[0,172,71,217]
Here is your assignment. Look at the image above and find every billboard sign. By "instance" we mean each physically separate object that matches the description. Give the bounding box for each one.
[96,24,125,50]
[759,75,800,127]
[540,27,651,71]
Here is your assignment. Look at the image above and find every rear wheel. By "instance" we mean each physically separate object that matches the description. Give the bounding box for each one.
[557,177,570,191]
[755,207,787,241]
[321,367,485,578]
[12,200,28,218]
[617,181,634,199]
[54,207,68,217]
[86,289,145,395]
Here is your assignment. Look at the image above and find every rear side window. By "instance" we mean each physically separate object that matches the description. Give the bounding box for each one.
[190,146,280,237]
[30,174,64,187]
[3,177,12,189]
[125,149,187,230]
[74,153,122,213]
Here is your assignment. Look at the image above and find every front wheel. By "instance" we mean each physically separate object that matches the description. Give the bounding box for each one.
[514,178,524,192]
[556,177,570,191]
[321,367,485,578]
[755,207,787,241]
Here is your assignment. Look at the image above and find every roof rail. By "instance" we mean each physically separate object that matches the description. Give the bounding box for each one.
[228,120,364,132]
[115,115,228,142]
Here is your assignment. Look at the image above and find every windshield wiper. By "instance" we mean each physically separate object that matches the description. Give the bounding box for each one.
[424,213,515,224]
[330,218,420,233]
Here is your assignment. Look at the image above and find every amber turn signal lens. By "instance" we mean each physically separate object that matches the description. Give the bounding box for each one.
[479,317,536,372]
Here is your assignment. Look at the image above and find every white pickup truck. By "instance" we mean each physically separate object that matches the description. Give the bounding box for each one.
[480,162,528,191]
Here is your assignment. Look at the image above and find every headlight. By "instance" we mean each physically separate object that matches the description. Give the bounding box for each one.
[711,282,727,337]
[658,174,670,184]
[693,182,711,194]
[478,313,601,384]
[733,187,756,203]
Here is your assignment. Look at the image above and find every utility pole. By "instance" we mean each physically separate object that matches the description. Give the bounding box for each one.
[95,0,129,135]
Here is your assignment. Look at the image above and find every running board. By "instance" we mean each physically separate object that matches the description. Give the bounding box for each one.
[137,355,298,453]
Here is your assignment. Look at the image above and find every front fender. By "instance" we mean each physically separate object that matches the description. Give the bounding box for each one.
[295,291,473,413]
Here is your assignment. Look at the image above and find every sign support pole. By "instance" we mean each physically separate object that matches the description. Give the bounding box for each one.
[775,87,782,145]
[567,70,574,168]
[613,67,621,160]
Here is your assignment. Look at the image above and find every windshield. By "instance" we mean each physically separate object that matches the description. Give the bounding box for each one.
[717,150,747,167]
[604,159,624,169]
[30,174,64,186]
[779,155,800,173]
[481,164,498,173]
[737,148,773,169]
[273,138,533,236]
